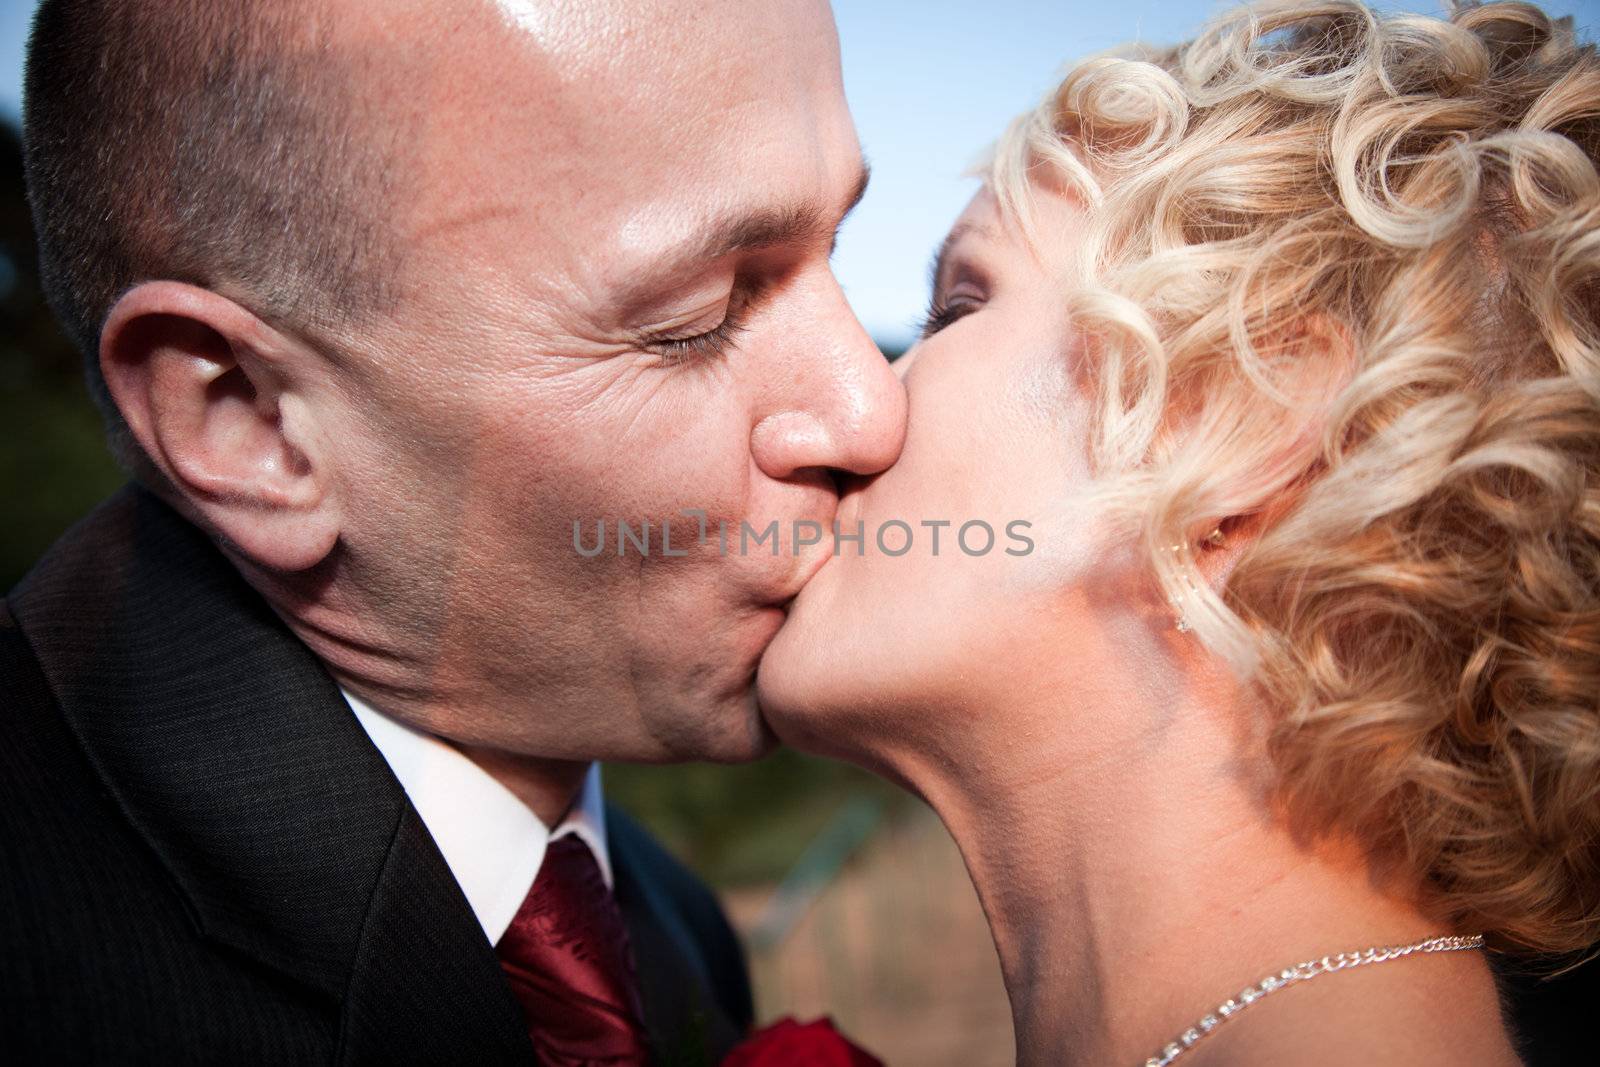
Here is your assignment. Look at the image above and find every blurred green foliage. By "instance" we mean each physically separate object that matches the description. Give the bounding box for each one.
[605,752,906,887]
[0,120,899,887]
[0,377,126,588]
[1,123,126,590]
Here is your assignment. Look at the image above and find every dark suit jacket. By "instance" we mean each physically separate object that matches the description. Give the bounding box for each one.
[0,486,753,1065]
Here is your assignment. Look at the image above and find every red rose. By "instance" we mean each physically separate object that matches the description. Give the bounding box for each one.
[721,1016,885,1067]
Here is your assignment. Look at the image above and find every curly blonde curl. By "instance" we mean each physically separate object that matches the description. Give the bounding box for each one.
[992,0,1600,956]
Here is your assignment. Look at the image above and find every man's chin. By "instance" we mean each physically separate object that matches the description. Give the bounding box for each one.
[639,685,778,765]
[702,689,782,764]
[727,710,782,763]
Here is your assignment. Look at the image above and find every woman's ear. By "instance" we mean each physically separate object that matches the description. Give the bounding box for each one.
[1193,510,1271,590]
[100,281,341,572]
[1190,313,1358,591]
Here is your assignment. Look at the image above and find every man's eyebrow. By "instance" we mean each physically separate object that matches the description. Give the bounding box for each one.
[833,162,871,249]
[694,160,871,264]
[615,162,871,312]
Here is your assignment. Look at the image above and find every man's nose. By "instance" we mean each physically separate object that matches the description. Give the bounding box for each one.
[749,286,907,481]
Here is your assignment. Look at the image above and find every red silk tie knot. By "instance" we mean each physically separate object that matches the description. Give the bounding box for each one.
[496,835,649,1066]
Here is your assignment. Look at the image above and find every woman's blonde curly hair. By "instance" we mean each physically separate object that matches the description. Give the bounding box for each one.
[992,0,1600,956]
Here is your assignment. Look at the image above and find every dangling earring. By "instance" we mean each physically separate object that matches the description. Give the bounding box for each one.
[1167,526,1225,633]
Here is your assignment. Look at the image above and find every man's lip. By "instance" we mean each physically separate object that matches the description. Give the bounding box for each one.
[759,585,805,613]
[761,480,867,607]
[757,531,836,609]
[794,529,839,597]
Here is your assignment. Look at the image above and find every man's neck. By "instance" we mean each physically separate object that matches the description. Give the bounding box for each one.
[456,743,593,828]
[336,676,591,829]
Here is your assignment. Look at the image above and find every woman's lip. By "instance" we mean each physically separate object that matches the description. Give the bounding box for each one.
[837,475,871,533]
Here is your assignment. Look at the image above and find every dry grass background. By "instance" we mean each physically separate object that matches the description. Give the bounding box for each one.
[725,805,1015,1066]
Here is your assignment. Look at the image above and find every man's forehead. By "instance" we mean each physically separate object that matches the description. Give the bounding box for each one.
[350,0,856,313]
[490,0,840,47]
[357,0,846,176]
[389,6,845,183]
[484,0,754,58]
[346,0,838,92]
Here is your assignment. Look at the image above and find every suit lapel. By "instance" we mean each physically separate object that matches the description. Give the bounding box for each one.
[336,804,531,1063]
[610,808,746,1067]
[10,486,529,1060]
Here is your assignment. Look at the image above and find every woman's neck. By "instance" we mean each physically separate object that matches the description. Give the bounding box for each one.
[907,669,1452,1067]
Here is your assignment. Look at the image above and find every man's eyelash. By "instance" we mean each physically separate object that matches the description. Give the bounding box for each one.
[647,277,776,364]
[653,309,749,364]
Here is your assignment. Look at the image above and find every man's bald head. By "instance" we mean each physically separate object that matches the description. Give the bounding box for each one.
[23,0,397,468]
[19,0,905,769]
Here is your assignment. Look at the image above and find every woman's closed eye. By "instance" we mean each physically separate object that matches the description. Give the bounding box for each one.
[919,243,992,338]
[918,289,986,338]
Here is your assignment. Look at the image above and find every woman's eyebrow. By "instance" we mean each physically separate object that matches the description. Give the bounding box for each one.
[927,226,963,295]
[928,221,995,294]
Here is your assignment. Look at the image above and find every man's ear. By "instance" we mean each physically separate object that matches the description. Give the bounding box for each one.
[100,281,341,572]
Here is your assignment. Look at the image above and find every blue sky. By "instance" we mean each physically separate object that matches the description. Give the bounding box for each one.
[2,0,1594,347]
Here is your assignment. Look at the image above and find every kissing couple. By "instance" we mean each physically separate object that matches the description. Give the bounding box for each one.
[5,0,1597,1064]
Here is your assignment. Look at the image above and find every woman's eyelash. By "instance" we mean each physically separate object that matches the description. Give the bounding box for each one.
[917,296,979,338]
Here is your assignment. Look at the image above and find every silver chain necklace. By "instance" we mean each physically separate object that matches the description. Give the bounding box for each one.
[1140,933,1486,1066]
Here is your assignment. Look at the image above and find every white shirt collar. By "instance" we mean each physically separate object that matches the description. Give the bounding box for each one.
[341,689,611,945]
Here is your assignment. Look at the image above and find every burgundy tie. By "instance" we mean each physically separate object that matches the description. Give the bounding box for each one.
[496,835,650,1066]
